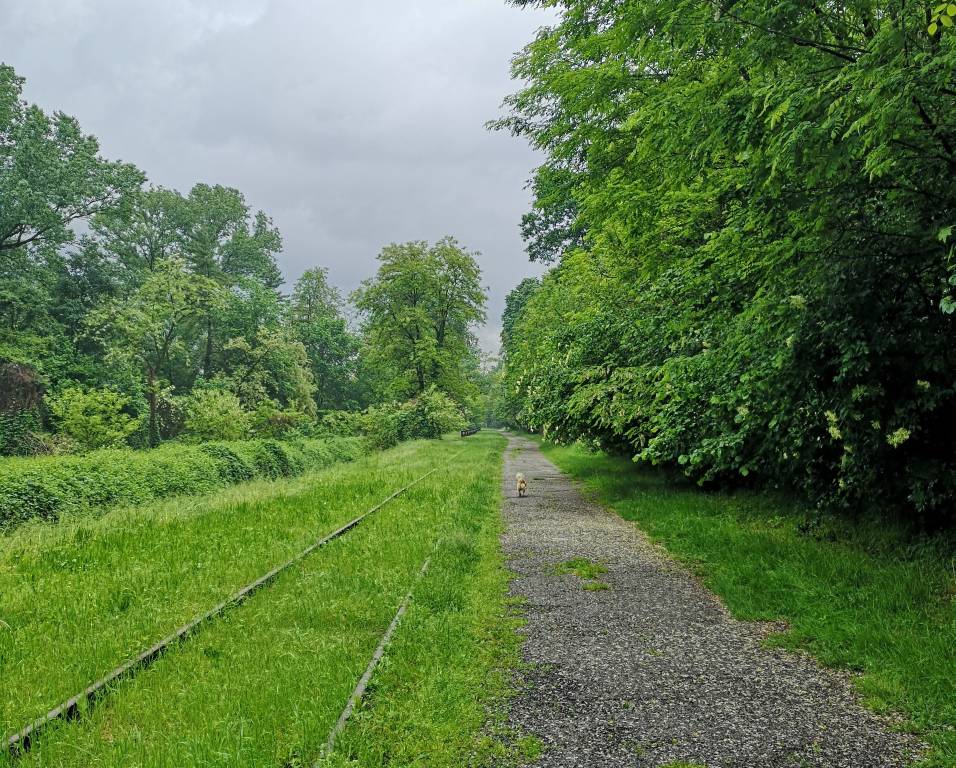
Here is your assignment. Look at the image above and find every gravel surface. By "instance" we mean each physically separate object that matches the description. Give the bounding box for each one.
[501,434,922,768]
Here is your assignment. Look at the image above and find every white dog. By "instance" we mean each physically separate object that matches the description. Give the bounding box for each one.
[516,472,527,497]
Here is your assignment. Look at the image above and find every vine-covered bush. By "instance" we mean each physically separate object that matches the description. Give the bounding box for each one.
[0,436,364,529]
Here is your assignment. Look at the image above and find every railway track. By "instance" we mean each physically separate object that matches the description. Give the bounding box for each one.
[4,451,464,759]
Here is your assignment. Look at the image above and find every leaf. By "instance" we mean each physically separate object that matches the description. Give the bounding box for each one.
[942,15,953,27]
[929,22,938,34]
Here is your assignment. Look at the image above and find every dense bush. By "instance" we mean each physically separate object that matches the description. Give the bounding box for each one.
[0,436,365,529]
[321,388,468,450]
[497,2,956,525]
[182,389,251,442]
[47,387,142,450]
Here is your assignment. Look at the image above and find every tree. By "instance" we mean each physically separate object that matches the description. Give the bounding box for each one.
[87,258,224,447]
[220,327,315,416]
[175,183,283,379]
[496,1,956,523]
[352,237,486,403]
[88,186,185,281]
[48,387,141,450]
[500,277,540,356]
[289,268,361,410]
[0,64,142,254]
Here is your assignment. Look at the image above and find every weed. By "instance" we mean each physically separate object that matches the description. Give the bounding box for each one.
[555,557,608,580]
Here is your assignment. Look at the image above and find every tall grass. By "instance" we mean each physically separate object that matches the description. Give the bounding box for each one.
[540,441,956,767]
[2,433,522,767]
[0,439,443,738]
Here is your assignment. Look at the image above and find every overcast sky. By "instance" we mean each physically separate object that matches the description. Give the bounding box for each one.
[1,0,553,354]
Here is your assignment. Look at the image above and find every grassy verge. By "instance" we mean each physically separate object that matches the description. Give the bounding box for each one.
[324,434,531,768]
[538,440,955,767]
[0,438,450,737]
[2,432,521,767]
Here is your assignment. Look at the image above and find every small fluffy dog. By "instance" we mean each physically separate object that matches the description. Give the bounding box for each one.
[516,472,527,497]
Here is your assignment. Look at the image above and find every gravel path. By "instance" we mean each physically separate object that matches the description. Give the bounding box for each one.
[501,434,921,768]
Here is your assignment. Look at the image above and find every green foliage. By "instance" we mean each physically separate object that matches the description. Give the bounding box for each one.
[928,3,956,35]
[0,409,42,456]
[323,388,468,450]
[0,436,364,529]
[47,387,141,450]
[182,388,251,442]
[352,237,486,403]
[0,64,143,255]
[497,1,956,525]
[500,277,540,355]
[289,268,363,410]
[397,386,469,440]
[87,257,225,446]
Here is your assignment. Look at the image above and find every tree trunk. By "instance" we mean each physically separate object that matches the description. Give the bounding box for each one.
[203,317,214,379]
[146,370,159,448]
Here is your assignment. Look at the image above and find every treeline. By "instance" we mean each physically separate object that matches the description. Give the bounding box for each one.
[494,2,955,525]
[0,64,485,456]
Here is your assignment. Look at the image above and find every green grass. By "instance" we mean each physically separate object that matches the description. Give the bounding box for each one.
[0,433,528,766]
[555,557,607,580]
[555,557,611,591]
[539,440,956,767]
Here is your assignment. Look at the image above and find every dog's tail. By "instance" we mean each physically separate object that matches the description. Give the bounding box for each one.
[516,472,525,482]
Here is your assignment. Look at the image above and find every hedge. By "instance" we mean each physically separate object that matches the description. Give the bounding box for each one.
[0,436,365,529]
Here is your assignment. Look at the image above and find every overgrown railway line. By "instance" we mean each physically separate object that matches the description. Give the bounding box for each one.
[4,449,466,761]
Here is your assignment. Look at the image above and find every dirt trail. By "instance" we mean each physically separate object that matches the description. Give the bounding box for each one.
[500,434,920,768]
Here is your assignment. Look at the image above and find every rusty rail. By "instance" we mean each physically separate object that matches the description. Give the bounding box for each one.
[318,553,434,763]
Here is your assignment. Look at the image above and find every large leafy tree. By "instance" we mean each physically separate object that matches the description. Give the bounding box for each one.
[88,186,185,282]
[175,183,283,379]
[0,65,142,254]
[352,238,486,402]
[289,268,362,410]
[497,1,956,523]
[500,277,540,355]
[87,258,224,446]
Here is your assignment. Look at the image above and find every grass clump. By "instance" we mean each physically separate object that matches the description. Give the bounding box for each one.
[555,557,607,580]
[556,557,611,591]
[540,440,956,767]
[0,435,364,529]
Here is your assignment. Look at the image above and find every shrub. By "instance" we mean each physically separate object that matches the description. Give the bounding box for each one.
[47,387,141,451]
[0,409,43,456]
[251,401,310,438]
[318,410,365,437]
[182,389,251,442]
[0,436,365,529]
[397,387,467,439]
[347,389,468,449]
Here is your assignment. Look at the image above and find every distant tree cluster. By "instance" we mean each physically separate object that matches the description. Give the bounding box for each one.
[495,2,955,525]
[0,64,486,454]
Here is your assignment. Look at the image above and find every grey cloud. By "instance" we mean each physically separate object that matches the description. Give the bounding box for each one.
[1,0,552,354]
